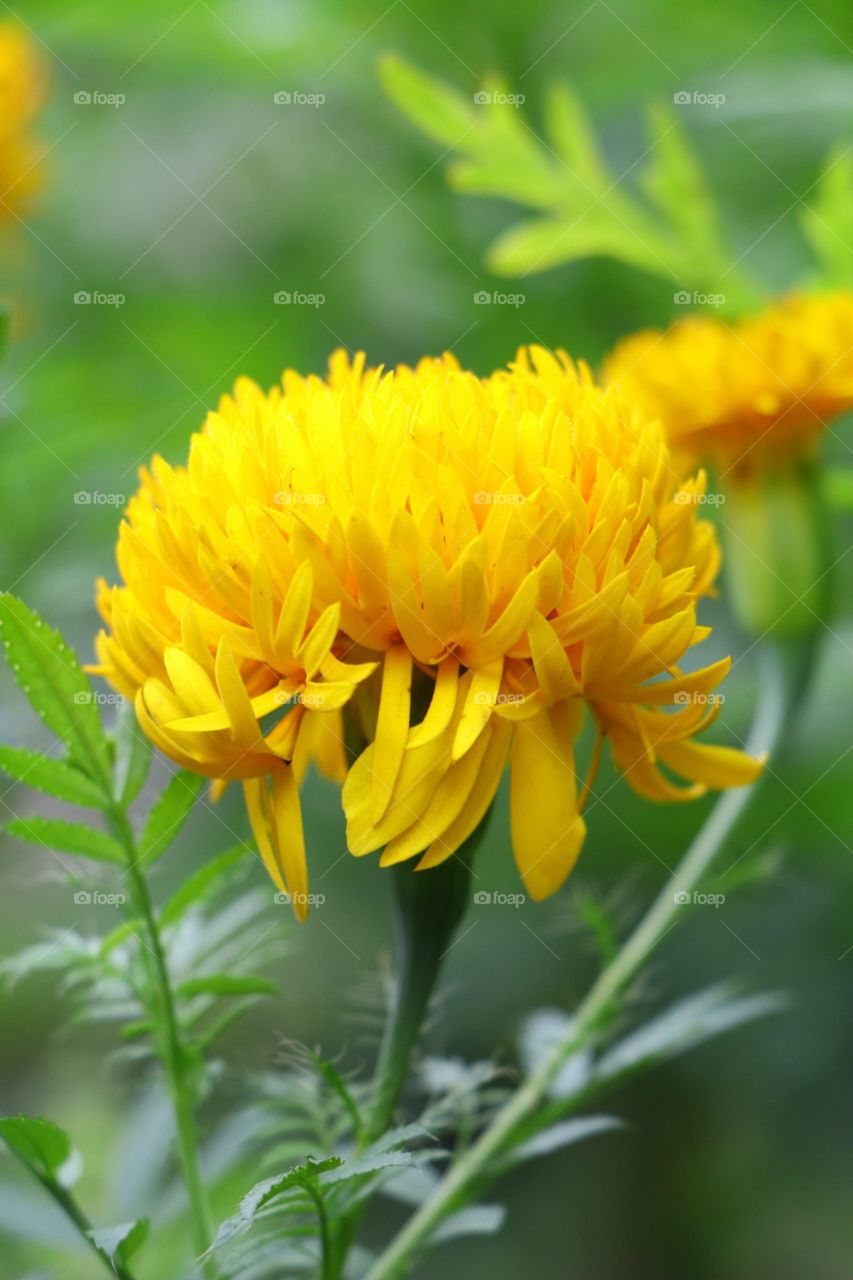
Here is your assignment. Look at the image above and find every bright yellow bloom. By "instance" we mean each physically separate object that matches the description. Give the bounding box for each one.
[93,349,763,916]
[603,291,853,475]
[0,24,47,220]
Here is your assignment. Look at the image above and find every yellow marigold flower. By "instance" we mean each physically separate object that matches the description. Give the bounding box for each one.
[0,23,47,219]
[603,291,853,474]
[93,349,763,917]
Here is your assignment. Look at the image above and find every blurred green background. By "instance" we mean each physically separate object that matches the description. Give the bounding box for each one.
[2,0,853,1277]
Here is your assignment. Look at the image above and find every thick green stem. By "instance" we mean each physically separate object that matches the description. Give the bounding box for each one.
[108,807,217,1278]
[15,1158,137,1280]
[365,646,796,1280]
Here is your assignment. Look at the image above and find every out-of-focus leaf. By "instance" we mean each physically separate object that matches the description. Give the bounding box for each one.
[319,1149,412,1185]
[5,815,124,863]
[0,1116,80,1188]
[825,466,853,511]
[487,214,669,277]
[507,1114,624,1167]
[433,1203,506,1242]
[138,769,204,863]
[800,147,853,287]
[597,985,788,1082]
[177,973,278,999]
[378,53,474,148]
[159,843,251,927]
[88,1218,149,1266]
[0,746,106,808]
[112,702,152,806]
[0,596,112,791]
[0,305,9,366]
[517,1008,593,1099]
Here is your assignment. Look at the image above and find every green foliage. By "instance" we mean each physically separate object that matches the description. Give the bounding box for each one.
[138,769,205,863]
[800,147,853,288]
[87,1219,149,1268]
[380,56,760,306]
[5,815,124,863]
[0,745,107,808]
[0,1115,79,1187]
[112,701,152,806]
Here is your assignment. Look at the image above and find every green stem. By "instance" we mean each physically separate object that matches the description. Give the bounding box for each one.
[14,1157,137,1280]
[365,645,796,1280]
[328,834,481,1277]
[108,806,217,1279]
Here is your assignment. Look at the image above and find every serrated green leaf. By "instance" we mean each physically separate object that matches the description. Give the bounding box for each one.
[379,53,474,148]
[88,1218,149,1266]
[138,769,204,864]
[0,1115,80,1187]
[5,815,125,864]
[801,147,853,288]
[0,746,107,808]
[544,83,609,190]
[214,1157,343,1249]
[177,973,278,999]
[308,1050,362,1136]
[320,1149,412,1186]
[112,702,152,806]
[487,213,669,277]
[0,596,112,792]
[159,843,251,927]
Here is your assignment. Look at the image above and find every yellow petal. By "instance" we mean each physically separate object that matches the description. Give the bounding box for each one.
[509,707,586,900]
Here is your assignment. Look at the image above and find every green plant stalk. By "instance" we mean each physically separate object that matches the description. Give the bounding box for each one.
[364,645,795,1280]
[328,830,483,1277]
[10,1153,137,1280]
[108,805,218,1279]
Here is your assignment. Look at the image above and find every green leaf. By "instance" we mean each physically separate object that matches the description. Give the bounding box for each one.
[0,1115,80,1187]
[112,701,152,806]
[433,1204,506,1242]
[88,1218,149,1266]
[544,83,608,190]
[319,1149,412,1186]
[308,1050,362,1137]
[487,213,670,277]
[138,769,204,864]
[214,1157,344,1249]
[159,843,251,927]
[801,147,853,288]
[378,53,474,148]
[177,973,278,999]
[0,746,107,808]
[825,466,853,511]
[507,1114,624,1167]
[0,596,112,792]
[5,815,124,864]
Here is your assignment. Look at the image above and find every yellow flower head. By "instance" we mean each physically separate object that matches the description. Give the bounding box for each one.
[93,349,762,917]
[0,23,47,220]
[603,291,853,475]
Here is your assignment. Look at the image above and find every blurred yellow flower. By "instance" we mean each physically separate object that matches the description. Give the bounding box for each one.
[93,349,762,916]
[0,23,47,219]
[603,291,853,475]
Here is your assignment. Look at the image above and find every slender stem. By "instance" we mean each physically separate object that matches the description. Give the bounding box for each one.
[108,806,217,1278]
[13,1158,137,1280]
[365,646,794,1280]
